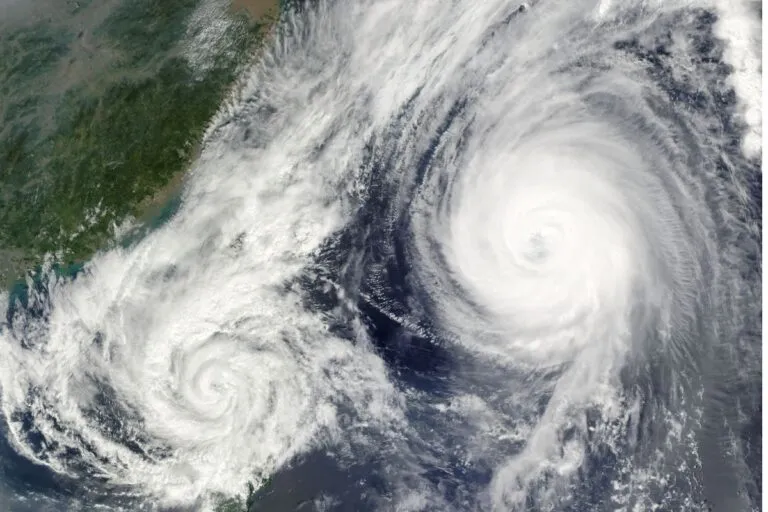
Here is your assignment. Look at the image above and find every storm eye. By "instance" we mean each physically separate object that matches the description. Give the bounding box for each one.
[524,231,550,262]
[0,2,759,512]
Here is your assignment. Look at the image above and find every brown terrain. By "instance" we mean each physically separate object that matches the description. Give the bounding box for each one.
[231,0,280,20]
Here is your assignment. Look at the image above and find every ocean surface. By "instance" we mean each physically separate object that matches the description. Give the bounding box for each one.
[0,1,761,510]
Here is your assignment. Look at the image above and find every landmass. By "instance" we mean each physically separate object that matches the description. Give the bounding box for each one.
[1,0,289,508]
[0,0,280,287]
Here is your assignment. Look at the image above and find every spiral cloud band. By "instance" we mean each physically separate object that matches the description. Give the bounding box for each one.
[410,48,717,509]
[0,0,761,510]
[415,117,695,366]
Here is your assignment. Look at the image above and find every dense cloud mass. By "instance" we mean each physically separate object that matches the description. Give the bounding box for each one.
[0,1,761,511]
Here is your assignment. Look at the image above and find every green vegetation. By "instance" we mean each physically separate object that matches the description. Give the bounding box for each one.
[96,0,202,66]
[1,1,284,506]
[0,0,276,285]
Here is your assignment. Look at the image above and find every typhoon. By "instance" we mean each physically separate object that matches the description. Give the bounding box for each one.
[0,0,761,511]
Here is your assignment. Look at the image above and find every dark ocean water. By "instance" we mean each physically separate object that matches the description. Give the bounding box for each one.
[0,2,761,511]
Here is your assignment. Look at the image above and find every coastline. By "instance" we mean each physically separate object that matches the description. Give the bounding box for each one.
[0,0,281,288]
